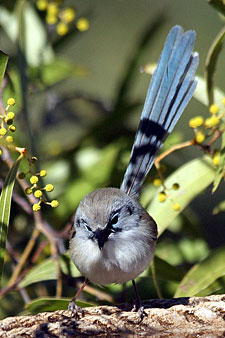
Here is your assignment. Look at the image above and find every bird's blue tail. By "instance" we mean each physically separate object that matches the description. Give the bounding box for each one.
[120,25,199,196]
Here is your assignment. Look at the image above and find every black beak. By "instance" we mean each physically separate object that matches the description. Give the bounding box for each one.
[94,228,109,250]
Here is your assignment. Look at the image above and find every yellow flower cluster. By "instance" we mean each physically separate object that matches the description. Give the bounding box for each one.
[36,0,89,36]
[212,150,220,166]
[0,98,17,151]
[156,181,181,212]
[19,169,59,212]
[189,101,225,145]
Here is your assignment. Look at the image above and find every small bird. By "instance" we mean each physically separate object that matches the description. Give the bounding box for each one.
[69,25,199,317]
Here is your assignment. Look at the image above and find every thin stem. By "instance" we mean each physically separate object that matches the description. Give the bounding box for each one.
[151,258,163,299]
[155,140,195,168]
[8,228,40,287]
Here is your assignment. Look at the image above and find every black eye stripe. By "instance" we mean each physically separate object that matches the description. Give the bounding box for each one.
[85,225,92,232]
[110,213,119,225]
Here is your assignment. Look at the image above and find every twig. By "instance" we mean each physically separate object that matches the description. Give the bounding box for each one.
[7,228,40,287]
[155,140,195,168]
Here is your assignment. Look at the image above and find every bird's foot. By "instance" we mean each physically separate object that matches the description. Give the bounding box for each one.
[131,301,146,321]
[68,299,84,319]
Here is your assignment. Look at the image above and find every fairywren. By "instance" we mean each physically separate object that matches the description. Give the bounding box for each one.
[69,25,199,316]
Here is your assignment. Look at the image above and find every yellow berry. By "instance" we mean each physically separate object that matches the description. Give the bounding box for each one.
[76,18,89,31]
[194,116,204,127]
[6,112,15,120]
[6,135,13,143]
[153,178,162,187]
[18,172,26,179]
[36,0,47,11]
[45,184,54,192]
[30,175,39,184]
[9,125,16,132]
[25,187,33,195]
[0,148,2,156]
[47,2,58,16]
[158,192,166,202]
[34,190,43,198]
[50,200,59,208]
[209,104,219,114]
[61,7,75,23]
[56,22,69,35]
[33,203,41,212]
[172,183,180,190]
[189,116,204,128]
[189,119,196,128]
[0,128,7,136]
[46,14,58,25]
[223,97,225,105]
[212,151,220,166]
[195,131,205,144]
[7,98,16,106]
[40,169,47,177]
[204,116,219,128]
[173,203,181,211]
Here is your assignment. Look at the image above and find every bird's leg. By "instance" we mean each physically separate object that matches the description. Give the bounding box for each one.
[131,279,145,320]
[68,278,89,319]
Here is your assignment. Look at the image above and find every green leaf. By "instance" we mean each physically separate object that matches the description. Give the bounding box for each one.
[0,6,18,42]
[0,51,8,85]
[156,238,209,266]
[26,297,94,315]
[193,75,225,109]
[212,129,225,192]
[213,199,225,214]
[195,276,225,297]
[175,246,225,297]
[205,26,225,106]
[0,156,22,284]
[16,1,54,66]
[19,253,81,288]
[35,59,88,86]
[208,0,225,16]
[147,156,216,236]
[148,256,184,282]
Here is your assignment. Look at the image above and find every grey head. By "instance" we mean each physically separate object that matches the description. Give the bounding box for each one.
[73,187,157,251]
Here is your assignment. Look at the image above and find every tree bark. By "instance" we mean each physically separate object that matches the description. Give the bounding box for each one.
[0,294,225,337]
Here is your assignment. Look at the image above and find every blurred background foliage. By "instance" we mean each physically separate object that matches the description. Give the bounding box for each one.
[0,0,225,319]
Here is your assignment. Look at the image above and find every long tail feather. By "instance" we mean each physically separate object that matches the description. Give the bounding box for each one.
[120,26,199,196]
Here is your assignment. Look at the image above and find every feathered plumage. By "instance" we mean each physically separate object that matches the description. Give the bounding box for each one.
[120,25,199,196]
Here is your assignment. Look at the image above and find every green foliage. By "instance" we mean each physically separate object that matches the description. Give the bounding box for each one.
[0,51,8,84]
[19,253,81,288]
[213,127,225,192]
[208,0,225,16]
[147,156,216,236]
[0,156,21,284]
[0,0,224,320]
[205,27,225,106]
[175,247,225,297]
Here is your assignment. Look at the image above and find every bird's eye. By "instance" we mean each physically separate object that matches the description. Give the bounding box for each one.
[79,218,92,232]
[85,224,92,232]
[110,213,119,225]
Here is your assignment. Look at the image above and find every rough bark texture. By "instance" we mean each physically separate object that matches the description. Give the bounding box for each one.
[0,294,225,337]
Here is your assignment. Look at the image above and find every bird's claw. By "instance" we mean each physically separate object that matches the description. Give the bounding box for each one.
[131,303,146,321]
[68,299,84,319]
